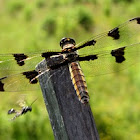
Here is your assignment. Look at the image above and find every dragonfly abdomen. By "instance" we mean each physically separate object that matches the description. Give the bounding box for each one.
[69,62,89,104]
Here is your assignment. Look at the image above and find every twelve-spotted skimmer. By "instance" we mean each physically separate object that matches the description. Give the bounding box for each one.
[0,17,140,104]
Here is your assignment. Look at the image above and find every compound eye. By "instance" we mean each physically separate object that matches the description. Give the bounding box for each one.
[70,38,76,46]
[60,37,67,48]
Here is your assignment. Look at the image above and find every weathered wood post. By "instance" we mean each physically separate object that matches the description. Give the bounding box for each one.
[36,55,99,140]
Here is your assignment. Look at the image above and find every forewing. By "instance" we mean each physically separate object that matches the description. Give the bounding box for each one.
[0,49,61,73]
[0,53,41,71]
[77,17,140,56]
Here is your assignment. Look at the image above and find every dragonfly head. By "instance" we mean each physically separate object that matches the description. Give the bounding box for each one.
[60,37,76,50]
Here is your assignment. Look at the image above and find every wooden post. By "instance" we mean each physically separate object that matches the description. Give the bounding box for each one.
[36,55,99,140]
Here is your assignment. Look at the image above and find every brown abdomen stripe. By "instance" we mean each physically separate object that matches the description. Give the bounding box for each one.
[69,62,89,104]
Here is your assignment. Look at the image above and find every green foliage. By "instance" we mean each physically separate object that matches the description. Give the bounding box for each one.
[77,7,94,31]
[72,0,97,4]
[42,15,57,36]
[36,0,46,8]
[7,0,25,15]
[113,0,134,3]
[24,6,33,21]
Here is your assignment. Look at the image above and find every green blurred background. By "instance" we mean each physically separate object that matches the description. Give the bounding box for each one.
[0,0,140,140]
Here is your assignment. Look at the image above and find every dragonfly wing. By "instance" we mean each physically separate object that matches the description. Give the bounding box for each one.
[79,42,140,76]
[77,17,140,56]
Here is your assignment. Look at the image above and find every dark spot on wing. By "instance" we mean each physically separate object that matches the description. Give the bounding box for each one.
[0,76,7,80]
[42,52,61,58]
[82,40,96,47]
[108,27,120,40]
[74,39,96,51]
[136,18,140,24]
[0,76,7,91]
[0,81,4,91]
[13,54,28,66]
[78,55,98,61]
[129,17,140,24]
[22,70,38,84]
[111,47,125,63]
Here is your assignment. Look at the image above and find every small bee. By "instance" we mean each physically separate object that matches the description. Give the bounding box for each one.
[8,98,38,121]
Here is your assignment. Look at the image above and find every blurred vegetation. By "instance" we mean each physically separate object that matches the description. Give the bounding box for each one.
[0,0,140,140]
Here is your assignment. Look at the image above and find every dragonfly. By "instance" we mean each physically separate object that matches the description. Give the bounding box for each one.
[8,97,38,121]
[0,17,140,104]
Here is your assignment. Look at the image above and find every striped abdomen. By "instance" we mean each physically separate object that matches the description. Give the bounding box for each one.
[69,62,89,104]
